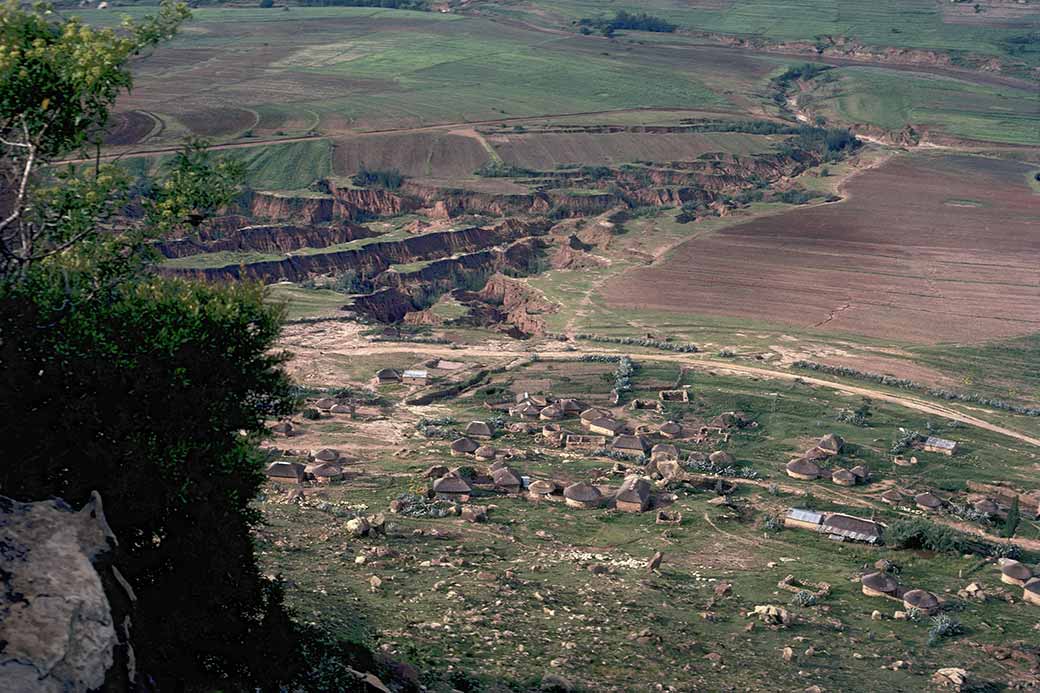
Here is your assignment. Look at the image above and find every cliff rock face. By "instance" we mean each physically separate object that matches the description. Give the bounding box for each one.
[0,492,134,692]
[248,192,336,225]
[156,222,375,258]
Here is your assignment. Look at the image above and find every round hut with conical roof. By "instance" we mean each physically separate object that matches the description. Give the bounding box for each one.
[314,397,336,411]
[861,572,899,597]
[786,458,821,481]
[465,421,493,439]
[902,589,939,615]
[973,498,998,517]
[659,421,682,439]
[1000,560,1034,587]
[313,448,339,462]
[832,469,857,487]
[880,489,904,505]
[1024,577,1040,607]
[492,466,524,494]
[310,463,344,484]
[817,433,844,456]
[475,445,497,461]
[615,475,652,513]
[564,481,603,509]
[850,465,870,483]
[432,473,472,501]
[451,437,479,457]
[270,420,294,437]
[709,450,735,466]
[915,492,942,512]
[651,443,679,463]
[527,479,559,501]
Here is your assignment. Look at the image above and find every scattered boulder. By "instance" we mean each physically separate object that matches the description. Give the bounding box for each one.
[460,505,488,523]
[931,667,971,690]
[752,605,793,627]
[347,517,371,537]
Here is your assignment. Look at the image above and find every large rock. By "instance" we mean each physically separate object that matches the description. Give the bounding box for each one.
[0,492,133,692]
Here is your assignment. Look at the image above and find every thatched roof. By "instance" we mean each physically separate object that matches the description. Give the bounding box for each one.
[651,443,679,461]
[902,589,939,610]
[423,465,449,479]
[564,482,602,503]
[709,450,735,466]
[786,458,821,478]
[589,417,624,434]
[310,463,343,479]
[474,445,497,460]
[375,368,400,380]
[973,498,999,515]
[465,421,493,438]
[1001,561,1033,581]
[850,464,869,480]
[516,404,541,418]
[433,474,471,494]
[451,437,479,454]
[330,404,354,414]
[1025,577,1040,595]
[528,479,559,495]
[832,469,857,484]
[616,476,651,505]
[915,492,942,509]
[270,421,293,434]
[861,572,898,593]
[558,398,587,414]
[314,398,336,410]
[817,433,844,454]
[611,435,647,452]
[880,489,904,504]
[313,448,339,462]
[581,408,611,422]
[492,466,523,487]
[266,461,304,480]
[540,403,565,420]
[821,513,882,542]
[659,421,682,437]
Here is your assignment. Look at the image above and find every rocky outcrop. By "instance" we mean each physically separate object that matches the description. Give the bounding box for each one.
[156,222,376,258]
[0,492,135,692]
[248,191,336,225]
[452,273,558,336]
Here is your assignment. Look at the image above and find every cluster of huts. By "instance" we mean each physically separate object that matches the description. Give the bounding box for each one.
[859,569,941,615]
[785,434,870,487]
[999,559,1040,606]
[265,448,351,485]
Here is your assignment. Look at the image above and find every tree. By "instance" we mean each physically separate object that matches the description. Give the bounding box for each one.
[1003,496,1020,538]
[0,2,318,688]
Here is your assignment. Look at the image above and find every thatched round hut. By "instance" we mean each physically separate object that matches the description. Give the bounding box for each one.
[422,464,449,479]
[1000,560,1033,587]
[475,445,497,461]
[973,498,999,516]
[432,474,471,501]
[861,572,898,597]
[266,461,305,484]
[270,420,294,436]
[330,403,354,415]
[817,433,844,456]
[313,448,339,462]
[659,421,682,439]
[465,421,493,439]
[832,469,857,487]
[311,463,344,484]
[527,479,559,500]
[492,466,524,493]
[880,489,904,505]
[314,397,336,411]
[902,589,939,615]
[786,458,821,481]
[709,450,735,466]
[915,492,942,511]
[651,443,679,463]
[563,482,603,509]
[615,476,651,513]
[451,437,479,457]
[539,403,565,421]
[850,465,870,482]
[1024,578,1040,607]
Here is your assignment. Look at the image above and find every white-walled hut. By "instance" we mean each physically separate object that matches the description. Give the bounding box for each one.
[588,417,625,437]
[784,508,824,531]
[539,403,565,421]
[580,408,611,425]
[563,482,603,509]
[1024,577,1040,607]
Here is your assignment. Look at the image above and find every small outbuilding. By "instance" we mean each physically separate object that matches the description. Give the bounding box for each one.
[861,572,899,597]
[880,489,904,505]
[474,445,497,461]
[270,420,294,436]
[266,461,305,484]
[615,476,652,513]
[1000,560,1033,587]
[451,437,480,456]
[922,436,957,456]
[784,508,824,531]
[563,482,603,509]
[515,403,541,419]
[314,397,336,411]
[310,463,344,484]
[330,403,355,415]
[402,369,429,385]
[850,465,870,483]
[902,589,940,615]
[915,492,942,512]
[973,498,999,517]
[708,450,735,466]
[580,408,611,424]
[465,421,494,439]
[558,398,587,415]
[539,403,565,421]
[786,458,821,481]
[820,513,882,544]
[313,448,339,462]
[432,474,471,501]
[423,464,450,479]
[527,479,559,500]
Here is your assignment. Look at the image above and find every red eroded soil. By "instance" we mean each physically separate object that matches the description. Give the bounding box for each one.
[601,154,1040,344]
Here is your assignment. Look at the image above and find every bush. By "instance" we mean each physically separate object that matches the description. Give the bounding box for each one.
[352,164,404,189]
[259,0,274,7]
[928,614,963,645]
[790,590,817,607]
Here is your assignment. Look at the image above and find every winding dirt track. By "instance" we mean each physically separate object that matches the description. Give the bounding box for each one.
[321,340,1040,449]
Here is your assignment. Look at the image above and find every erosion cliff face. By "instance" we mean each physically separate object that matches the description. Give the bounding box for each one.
[247,192,336,225]
[156,222,376,258]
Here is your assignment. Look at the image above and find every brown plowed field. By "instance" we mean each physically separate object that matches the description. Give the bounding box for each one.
[103,110,156,145]
[331,132,489,178]
[601,154,1040,344]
